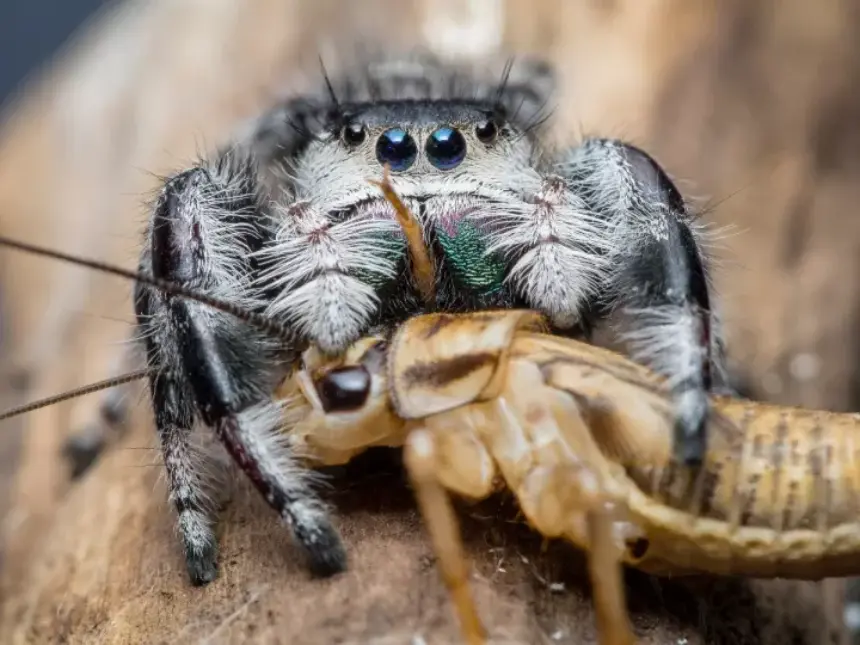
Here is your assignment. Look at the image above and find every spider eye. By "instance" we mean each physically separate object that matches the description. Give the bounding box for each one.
[376,128,417,171]
[426,127,467,171]
[342,123,366,147]
[316,366,371,413]
[475,120,498,144]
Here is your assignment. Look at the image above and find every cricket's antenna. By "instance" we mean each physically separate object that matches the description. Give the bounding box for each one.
[0,369,151,422]
[0,235,295,342]
[368,166,436,304]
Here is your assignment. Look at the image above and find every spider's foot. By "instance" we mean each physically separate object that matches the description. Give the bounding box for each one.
[298,516,348,578]
[62,394,130,479]
[63,430,106,479]
[672,386,709,466]
[186,541,220,586]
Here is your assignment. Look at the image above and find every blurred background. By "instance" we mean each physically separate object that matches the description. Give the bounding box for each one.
[1,1,859,643]
[0,0,107,105]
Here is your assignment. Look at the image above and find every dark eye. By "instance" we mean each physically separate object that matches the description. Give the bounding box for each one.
[315,366,371,413]
[425,127,467,170]
[376,128,417,171]
[475,120,498,144]
[342,123,366,146]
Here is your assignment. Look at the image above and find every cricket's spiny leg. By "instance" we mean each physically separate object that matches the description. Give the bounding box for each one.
[139,159,345,582]
[404,428,487,645]
[563,138,717,465]
[579,480,637,645]
[528,460,637,645]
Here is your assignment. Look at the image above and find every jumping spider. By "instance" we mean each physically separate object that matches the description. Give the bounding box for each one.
[56,53,730,585]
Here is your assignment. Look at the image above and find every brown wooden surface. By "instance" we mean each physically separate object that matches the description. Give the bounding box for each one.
[1,1,859,643]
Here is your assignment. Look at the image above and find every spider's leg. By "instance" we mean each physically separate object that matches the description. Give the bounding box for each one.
[138,157,345,583]
[137,279,222,584]
[210,402,347,577]
[561,138,721,465]
[63,342,142,478]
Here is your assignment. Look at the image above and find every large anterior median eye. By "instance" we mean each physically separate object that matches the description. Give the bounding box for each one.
[425,126,466,170]
[376,128,417,171]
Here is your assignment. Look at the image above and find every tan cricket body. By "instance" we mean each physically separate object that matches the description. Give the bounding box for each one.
[517,333,860,579]
[285,310,860,579]
[278,310,860,645]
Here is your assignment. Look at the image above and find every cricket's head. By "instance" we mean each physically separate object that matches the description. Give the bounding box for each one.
[280,335,405,466]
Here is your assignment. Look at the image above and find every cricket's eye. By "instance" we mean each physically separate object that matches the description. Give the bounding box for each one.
[316,366,371,413]
[426,126,466,170]
[342,123,367,147]
[376,128,417,172]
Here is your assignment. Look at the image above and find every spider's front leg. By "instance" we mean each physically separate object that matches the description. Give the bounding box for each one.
[492,137,726,465]
[561,138,725,465]
[137,154,345,584]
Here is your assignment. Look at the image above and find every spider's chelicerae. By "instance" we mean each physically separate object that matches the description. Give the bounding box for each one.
[47,53,733,586]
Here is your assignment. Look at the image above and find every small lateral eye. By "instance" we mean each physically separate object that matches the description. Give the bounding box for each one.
[315,366,371,413]
[475,120,498,144]
[342,123,366,147]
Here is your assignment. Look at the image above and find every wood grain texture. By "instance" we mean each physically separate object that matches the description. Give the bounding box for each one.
[1,1,858,643]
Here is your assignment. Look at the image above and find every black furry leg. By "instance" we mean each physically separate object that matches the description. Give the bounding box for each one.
[137,283,221,584]
[138,161,346,582]
[150,365,221,585]
[63,345,139,479]
[617,205,712,465]
[567,139,717,465]
[172,297,347,577]
[216,410,347,576]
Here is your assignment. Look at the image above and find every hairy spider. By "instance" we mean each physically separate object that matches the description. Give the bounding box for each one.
[47,52,731,586]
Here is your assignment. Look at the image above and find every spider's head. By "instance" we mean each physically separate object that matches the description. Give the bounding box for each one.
[258,56,559,354]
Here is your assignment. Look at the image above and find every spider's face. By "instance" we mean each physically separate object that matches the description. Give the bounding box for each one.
[290,101,545,299]
[296,101,539,204]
